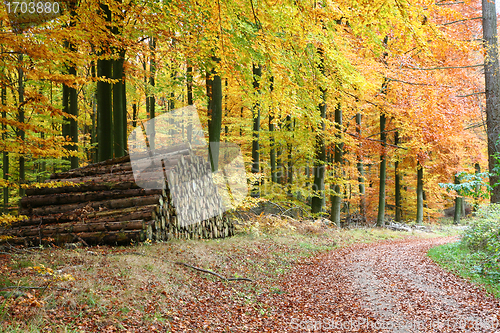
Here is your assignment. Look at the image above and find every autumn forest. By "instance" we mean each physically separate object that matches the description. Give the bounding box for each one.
[0,0,496,226]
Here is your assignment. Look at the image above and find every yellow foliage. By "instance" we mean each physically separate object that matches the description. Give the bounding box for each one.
[29,264,75,282]
[0,214,29,228]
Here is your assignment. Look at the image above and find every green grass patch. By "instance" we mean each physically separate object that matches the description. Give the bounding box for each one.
[428,241,500,298]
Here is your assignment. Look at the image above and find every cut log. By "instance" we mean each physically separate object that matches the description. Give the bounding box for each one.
[11,205,158,227]
[25,181,140,196]
[20,195,162,216]
[4,146,236,246]
[7,219,152,237]
[20,188,161,208]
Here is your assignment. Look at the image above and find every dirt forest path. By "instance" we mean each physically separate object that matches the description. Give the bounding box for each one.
[171,237,500,332]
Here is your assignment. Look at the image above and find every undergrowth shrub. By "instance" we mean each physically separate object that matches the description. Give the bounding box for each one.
[461,204,500,253]
[460,204,500,280]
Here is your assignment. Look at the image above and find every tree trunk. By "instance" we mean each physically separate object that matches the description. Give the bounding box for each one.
[286,115,293,196]
[113,51,126,157]
[69,64,79,169]
[17,53,25,198]
[96,4,113,162]
[269,77,277,183]
[356,113,366,220]
[453,173,462,224]
[90,58,97,163]
[376,112,387,227]
[312,49,326,214]
[132,103,137,128]
[416,162,424,224]
[66,6,79,169]
[394,131,402,222]
[207,57,222,172]
[147,37,156,150]
[187,65,193,143]
[482,0,500,203]
[330,103,342,226]
[473,163,481,211]
[113,36,126,158]
[251,64,261,197]
[1,68,8,212]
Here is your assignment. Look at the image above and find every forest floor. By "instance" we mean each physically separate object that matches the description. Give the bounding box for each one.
[0,219,497,332]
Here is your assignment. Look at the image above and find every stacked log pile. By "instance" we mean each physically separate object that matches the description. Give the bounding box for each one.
[3,144,234,245]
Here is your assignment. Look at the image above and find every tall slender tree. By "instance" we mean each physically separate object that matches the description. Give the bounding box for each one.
[376,111,387,227]
[1,66,8,212]
[394,130,402,222]
[269,76,277,183]
[312,49,326,214]
[17,54,25,197]
[356,113,366,220]
[416,161,424,223]
[330,103,342,225]
[482,0,500,202]
[207,57,222,172]
[251,64,262,197]
[97,3,113,162]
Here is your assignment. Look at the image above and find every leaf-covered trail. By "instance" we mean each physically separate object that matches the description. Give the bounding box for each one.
[171,237,500,332]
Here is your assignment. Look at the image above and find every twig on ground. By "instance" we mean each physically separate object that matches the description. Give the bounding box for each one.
[175,262,253,282]
[107,252,253,282]
[0,286,71,291]
[71,234,89,247]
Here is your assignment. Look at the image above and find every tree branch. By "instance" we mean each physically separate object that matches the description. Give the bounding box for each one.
[0,286,70,291]
[346,132,408,150]
[175,262,253,282]
[387,77,452,88]
[440,17,482,26]
[404,64,483,70]
[456,91,485,98]
[435,1,464,5]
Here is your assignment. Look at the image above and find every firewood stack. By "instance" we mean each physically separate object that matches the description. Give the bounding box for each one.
[3,143,235,245]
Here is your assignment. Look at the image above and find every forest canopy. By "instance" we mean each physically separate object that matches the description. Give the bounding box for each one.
[0,0,491,226]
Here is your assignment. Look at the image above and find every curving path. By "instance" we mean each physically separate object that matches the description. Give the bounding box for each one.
[171,237,500,332]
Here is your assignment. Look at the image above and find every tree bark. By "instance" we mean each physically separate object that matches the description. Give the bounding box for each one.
[395,131,402,222]
[312,49,326,214]
[147,37,156,150]
[8,219,153,237]
[416,162,424,224]
[453,173,462,224]
[356,113,366,220]
[187,65,193,143]
[269,77,277,183]
[96,3,113,162]
[482,0,500,203]
[113,50,126,157]
[376,112,387,227]
[20,194,162,216]
[251,64,261,197]
[1,65,8,212]
[20,188,160,208]
[207,57,222,172]
[330,103,342,226]
[17,53,25,198]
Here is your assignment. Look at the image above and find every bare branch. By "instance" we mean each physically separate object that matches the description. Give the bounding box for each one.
[404,64,483,70]
[0,286,70,291]
[440,17,482,26]
[387,77,440,87]
[387,77,452,88]
[435,1,464,5]
[175,262,253,282]
[346,132,408,150]
[456,91,485,98]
